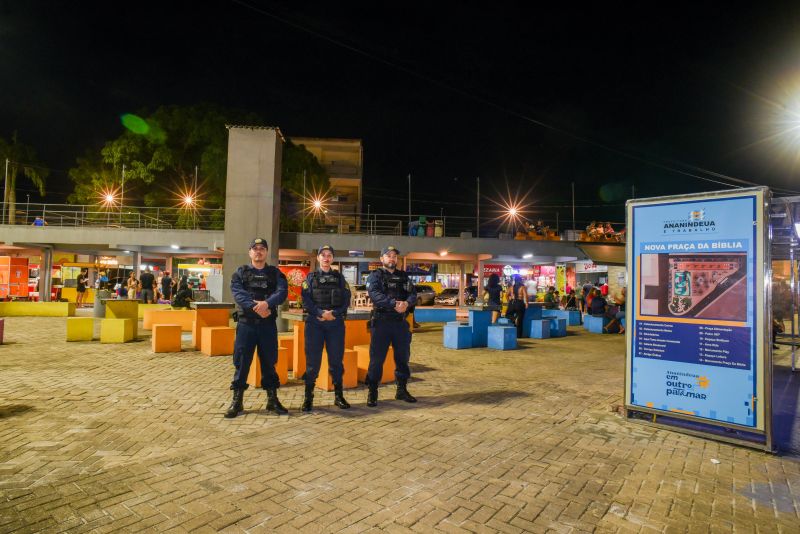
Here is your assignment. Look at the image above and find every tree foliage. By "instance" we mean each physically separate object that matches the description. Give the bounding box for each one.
[68,104,329,230]
[0,132,49,224]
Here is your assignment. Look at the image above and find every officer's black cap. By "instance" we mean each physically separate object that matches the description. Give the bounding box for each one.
[381,246,400,255]
[317,245,335,255]
[249,238,268,249]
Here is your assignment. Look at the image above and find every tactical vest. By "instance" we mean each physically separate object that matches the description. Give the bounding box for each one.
[310,270,343,309]
[237,265,278,316]
[380,269,413,302]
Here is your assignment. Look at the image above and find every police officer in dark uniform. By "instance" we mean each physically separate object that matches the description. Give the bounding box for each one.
[365,246,418,407]
[225,238,289,418]
[300,245,352,412]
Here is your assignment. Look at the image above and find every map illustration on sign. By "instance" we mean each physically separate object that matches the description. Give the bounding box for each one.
[640,253,747,321]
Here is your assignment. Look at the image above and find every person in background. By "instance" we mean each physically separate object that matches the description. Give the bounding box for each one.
[126,271,138,299]
[172,280,193,308]
[589,289,607,317]
[505,274,528,338]
[161,271,173,302]
[485,273,502,323]
[600,281,609,297]
[139,267,156,304]
[76,268,88,307]
[564,289,578,310]
[543,286,558,310]
[605,287,626,334]
[32,216,47,227]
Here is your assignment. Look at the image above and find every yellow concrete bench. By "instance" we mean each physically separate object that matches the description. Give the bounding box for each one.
[66,317,94,341]
[100,318,134,343]
[354,344,395,384]
[0,302,76,317]
[316,348,358,391]
[152,324,182,353]
[200,326,235,356]
[0,317,4,344]
[247,346,290,387]
[142,309,195,331]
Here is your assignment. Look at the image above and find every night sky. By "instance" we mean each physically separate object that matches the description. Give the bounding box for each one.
[2,1,800,228]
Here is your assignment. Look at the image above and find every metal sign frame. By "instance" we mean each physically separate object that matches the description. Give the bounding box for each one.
[624,187,773,451]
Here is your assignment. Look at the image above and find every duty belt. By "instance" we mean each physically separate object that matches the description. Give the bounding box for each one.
[373,312,405,322]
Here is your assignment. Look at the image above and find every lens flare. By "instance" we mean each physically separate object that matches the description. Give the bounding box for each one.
[120,114,150,135]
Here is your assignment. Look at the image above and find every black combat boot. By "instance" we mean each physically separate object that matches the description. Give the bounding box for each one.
[301,383,315,412]
[265,388,288,415]
[333,383,351,409]
[395,378,417,403]
[366,380,378,408]
[224,388,245,418]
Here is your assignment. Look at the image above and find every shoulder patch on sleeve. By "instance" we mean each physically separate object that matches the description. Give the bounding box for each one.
[302,281,308,290]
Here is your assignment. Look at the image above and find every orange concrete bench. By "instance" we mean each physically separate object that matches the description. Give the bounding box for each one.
[143,309,195,331]
[316,348,358,391]
[191,308,231,350]
[247,346,290,387]
[354,344,395,384]
[152,324,182,353]
[200,326,235,356]
[278,336,294,371]
[292,319,372,380]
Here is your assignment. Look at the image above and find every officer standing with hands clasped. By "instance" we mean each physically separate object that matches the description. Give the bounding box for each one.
[365,246,418,407]
[225,238,289,418]
[300,245,352,412]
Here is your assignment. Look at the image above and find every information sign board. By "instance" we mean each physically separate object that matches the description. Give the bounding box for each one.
[625,188,770,441]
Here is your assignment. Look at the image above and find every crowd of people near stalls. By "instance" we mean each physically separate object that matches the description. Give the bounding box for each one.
[482,275,627,336]
[585,221,625,242]
[87,269,204,308]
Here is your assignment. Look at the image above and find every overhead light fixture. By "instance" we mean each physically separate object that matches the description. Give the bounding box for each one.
[794,223,800,239]
[170,244,180,250]
[439,250,448,257]
[522,253,533,259]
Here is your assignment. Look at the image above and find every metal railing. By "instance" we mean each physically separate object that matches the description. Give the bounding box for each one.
[0,202,225,230]
[1,202,626,241]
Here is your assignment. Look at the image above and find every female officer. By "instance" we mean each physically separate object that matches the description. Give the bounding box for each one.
[300,245,352,412]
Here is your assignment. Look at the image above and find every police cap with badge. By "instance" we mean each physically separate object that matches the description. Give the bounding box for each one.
[250,238,268,249]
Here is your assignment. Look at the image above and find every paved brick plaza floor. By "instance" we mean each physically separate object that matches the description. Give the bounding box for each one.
[0,316,798,533]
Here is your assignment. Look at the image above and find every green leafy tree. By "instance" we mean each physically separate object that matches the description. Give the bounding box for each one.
[0,132,48,224]
[69,104,330,230]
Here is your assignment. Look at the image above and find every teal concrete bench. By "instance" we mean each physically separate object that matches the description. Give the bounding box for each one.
[415,308,457,323]
[488,325,516,350]
[584,315,611,333]
[444,323,472,349]
[529,319,551,339]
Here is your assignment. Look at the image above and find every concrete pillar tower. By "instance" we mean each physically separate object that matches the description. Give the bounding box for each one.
[222,126,284,303]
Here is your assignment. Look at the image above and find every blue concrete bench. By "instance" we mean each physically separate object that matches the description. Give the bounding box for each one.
[521,306,543,337]
[488,325,517,350]
[415,308,457,323]
[543,309,582,326]
[528,319,551,339]
[548,318,567,337]
[469,309,492,348]
[496,317,512,326]
[444,323,472,349]
[584,314,611,334]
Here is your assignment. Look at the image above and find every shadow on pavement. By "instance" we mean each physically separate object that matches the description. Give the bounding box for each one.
[773,359,800,455]
[0,404,34,419]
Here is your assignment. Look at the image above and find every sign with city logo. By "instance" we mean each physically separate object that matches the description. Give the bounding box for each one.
[625,187,771,449]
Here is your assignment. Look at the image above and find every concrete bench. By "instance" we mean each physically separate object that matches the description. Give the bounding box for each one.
[152,324,182,353]
[444,323,473,349]
[66,317,94,341]
[414,308,457,323]
[100,318,134,343]
[543,309,582,326]
[354,344,395,384]
[469,309,492,348]
[0,302,76,317]
[200,326,235,356]
[528,319,551,339]
[548,318,567,338]
[521,306,543,337]
[278,336,294,371]
[487,325,517,350]
[584,315,611,334]
[247,346,290,387]
[143,309,195,331]
[137,303,172,319]
[316,348,358,391]
[0,317,3,344]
